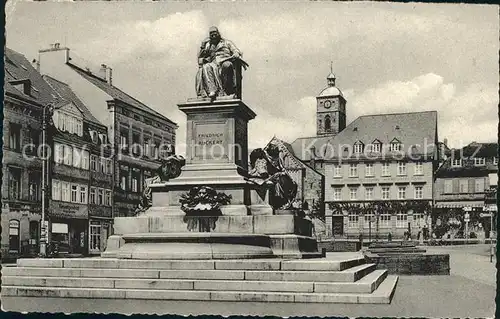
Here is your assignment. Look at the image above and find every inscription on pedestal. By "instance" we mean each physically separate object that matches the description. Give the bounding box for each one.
[194,122,228,161]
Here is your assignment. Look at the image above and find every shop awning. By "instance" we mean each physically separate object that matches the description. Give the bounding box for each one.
[435,201,485,209]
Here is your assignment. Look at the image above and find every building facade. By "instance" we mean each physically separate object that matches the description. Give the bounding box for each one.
[434,142,498,239]
[38,45,178,218]
[287,72,438,240]
[68,64,178,217]
[1,48,58,260]
[44,75,113,255]
[2,46,178,260]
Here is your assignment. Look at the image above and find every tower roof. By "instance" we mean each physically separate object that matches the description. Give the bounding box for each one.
[318,86,343,97]
[318,67,343,97]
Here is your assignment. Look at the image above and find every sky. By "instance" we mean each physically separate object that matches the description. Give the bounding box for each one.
[6,1,499,155]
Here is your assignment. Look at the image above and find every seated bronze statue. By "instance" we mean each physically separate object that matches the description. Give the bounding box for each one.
[248,144,298,210]
[195,26,248,100]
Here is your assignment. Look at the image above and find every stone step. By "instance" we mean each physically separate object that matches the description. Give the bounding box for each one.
[2,269,386,294]
[2,262,375,283]
[15,257,366,271]
[3,273,386,294]
[1,276,398,303]
[243,263,376,282]
[313,269,388,293]
[357,275,398,304]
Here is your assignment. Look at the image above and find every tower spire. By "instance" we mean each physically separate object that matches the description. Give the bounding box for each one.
[327,62,336,87]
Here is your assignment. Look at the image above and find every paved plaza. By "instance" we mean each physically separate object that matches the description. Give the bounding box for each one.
[2,245,496,317]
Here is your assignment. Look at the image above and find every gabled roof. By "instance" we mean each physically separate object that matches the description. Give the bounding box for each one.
[451,142,498,158]
[43,75,103,127]
[436,142,498,177]
[4,47,59,106]
[290,111,438,161]
[266,137,324,176]
[68,63,177,127]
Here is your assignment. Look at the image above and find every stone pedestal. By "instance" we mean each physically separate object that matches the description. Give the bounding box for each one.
[103,98,320,259]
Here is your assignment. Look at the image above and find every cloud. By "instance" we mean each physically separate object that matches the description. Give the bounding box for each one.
[67,8,497,154]
[82,10,209,65]
[344,73,498,148]
[172,73,498,156]
[248,96,317,148]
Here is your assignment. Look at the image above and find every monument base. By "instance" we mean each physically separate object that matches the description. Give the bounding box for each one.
[101,97,321,260]
[102,233,275,260]
[103,214,321,259]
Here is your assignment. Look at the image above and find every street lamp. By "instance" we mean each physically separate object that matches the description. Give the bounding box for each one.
[481,206,496,263]
[463,207,472,241]
[40,103,54,257]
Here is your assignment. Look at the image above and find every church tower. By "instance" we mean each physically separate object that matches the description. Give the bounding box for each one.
[316,67,346,137]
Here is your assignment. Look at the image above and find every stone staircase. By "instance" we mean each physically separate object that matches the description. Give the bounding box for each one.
[2,256,398,304]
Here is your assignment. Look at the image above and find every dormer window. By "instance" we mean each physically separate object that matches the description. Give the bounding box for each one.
[89,130,98,143]
[10,79,31,95]
[474,157,485,166]
[98,133,107,145]
[353,142,364,154]
[451,159,462,167]
[494,157,498,165]
[53,110,83,136]
[371,140,382,153]
[389,139,402,152]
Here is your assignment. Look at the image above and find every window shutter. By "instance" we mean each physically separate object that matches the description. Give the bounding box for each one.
[468,179,475,193]
[452,179,460,193]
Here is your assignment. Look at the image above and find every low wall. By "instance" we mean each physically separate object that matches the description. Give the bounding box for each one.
[424,238,496,246]
[364,253,450,275]
[318,240,361,252]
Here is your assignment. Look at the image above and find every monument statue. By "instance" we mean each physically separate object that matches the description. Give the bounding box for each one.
[135,155,186,214]
[195,26,249,100]
[248,143,298,210]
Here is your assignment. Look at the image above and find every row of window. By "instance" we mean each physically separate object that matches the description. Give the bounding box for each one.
[53,110,84,136]
[443,178,485,194]
[333,162,424,178]
[120,109,174,133]
[352,140,402,154]
[119,128,174,157]
[451,157,497,167]
[118,166,153,193]
[54,143,112,174]
[332,185,424,201]
[348,213,426,229]
[51,180,112,206]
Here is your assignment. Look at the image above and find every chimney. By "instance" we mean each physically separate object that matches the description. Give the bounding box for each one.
[443,138,448,147]
[107,67,113,86]
[99,64,107,81]
[99,64,113,86]
[64,48,70,63]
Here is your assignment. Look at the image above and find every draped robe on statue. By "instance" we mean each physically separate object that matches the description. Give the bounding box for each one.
[196,38,242,98]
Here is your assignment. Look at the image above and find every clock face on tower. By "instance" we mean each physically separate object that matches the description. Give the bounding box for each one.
[324,100,332,109]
